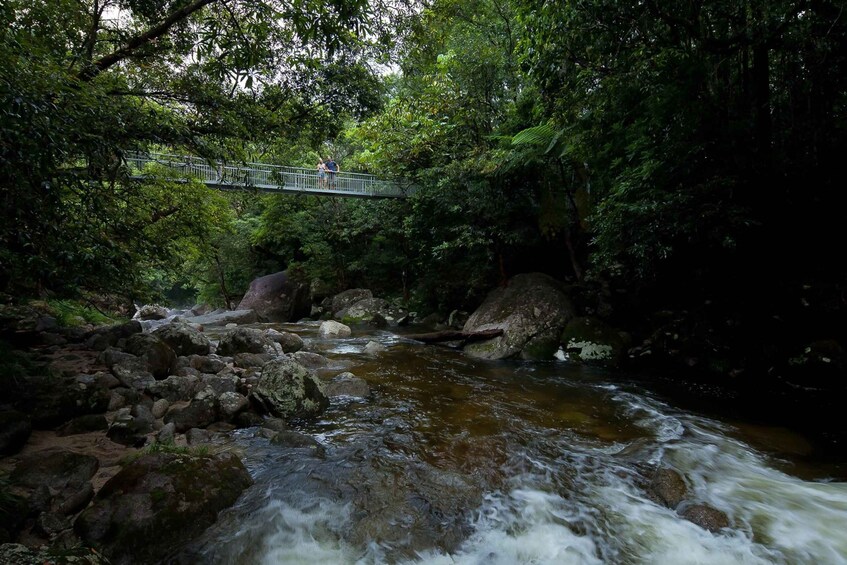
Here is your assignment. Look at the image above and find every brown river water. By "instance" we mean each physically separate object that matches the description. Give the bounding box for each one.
[179,322,847,564]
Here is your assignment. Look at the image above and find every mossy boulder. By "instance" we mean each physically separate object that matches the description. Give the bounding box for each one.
[560,316,626,366]
[463,273,575,360]
[74,452,252,565]
[252,357,329,420]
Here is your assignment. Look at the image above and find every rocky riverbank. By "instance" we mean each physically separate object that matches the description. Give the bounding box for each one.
[0,271,814,561]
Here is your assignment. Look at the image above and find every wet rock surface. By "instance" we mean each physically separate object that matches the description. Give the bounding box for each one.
[75,452,252,564]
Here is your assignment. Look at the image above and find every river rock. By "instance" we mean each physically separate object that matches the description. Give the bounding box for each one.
[163,395,218,433]
[679,503,731,532]
[233,352,273,368]
[151,398,170,419]
[97,347,135,369]
[182,309,258,327]
[190,354,227,374]
[270,430,325,457]
[0,544,108,564]
[83,320,142,351]
[111,357,155,391]
[11,450,98,515]
[324,372,370,398]
[363,340,386,356]
[236,271,311,322]
[319,320,351,338]
[74,452,252,564]
[17,374,110,429]
[218,391,248,420]
[335,297,388,321]
[56,414,108,436]
[107,408,151,447]
[253,357,329,420]
[291,351,329,369]
[463,272,575,360]
[331,289,373,316]
[217,327,277,356]
[266,329,304,353]
[123,333,176,379]
[347,462,481,560]
[649,467,688,509]
[134,304,169,321]
[148,375,200,402]
[152,323,212,356]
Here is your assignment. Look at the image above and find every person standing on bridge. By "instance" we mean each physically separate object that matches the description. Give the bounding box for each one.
[325,156,339,189]
[317,158,327,189]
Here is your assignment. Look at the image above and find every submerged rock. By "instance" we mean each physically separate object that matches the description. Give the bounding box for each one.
[324,372,370,398]
[679,503,731,532]
[649,467,688,509]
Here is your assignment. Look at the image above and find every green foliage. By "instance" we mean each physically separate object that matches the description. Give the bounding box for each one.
[0,0,385,301]
[515,0,847,293]
[41,299,118,327]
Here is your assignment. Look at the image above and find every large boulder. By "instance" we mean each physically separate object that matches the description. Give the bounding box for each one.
[462,273,576,360]
[253,357,329,420]
[152,323,211,356]
[74,452,252,565]
[236,271,311,322]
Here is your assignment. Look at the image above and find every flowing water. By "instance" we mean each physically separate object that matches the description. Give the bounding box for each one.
[185,323,847,564]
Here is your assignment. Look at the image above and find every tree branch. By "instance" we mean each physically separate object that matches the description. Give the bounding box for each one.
[80,0,217,81]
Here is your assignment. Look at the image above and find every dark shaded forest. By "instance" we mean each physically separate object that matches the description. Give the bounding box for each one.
[2,0,846,386]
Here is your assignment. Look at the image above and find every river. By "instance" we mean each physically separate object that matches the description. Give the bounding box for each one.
[183,322,847,564]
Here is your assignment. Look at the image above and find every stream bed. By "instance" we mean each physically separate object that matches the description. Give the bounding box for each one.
[183,322,847,564]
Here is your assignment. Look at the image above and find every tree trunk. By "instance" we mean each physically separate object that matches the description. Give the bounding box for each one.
[404,328,503,345]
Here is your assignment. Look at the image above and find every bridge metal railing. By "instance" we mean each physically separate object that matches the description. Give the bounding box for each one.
[124,152,412,198]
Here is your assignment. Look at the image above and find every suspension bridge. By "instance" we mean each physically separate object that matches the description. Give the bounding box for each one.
[125,152,413,198]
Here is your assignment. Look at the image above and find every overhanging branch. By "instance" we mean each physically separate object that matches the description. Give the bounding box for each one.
[80,0,217,81]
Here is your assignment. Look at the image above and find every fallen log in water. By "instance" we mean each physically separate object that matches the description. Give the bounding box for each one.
[404,328,503,345]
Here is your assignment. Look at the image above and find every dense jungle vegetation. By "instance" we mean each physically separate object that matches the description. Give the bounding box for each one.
[2,0,846,383]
